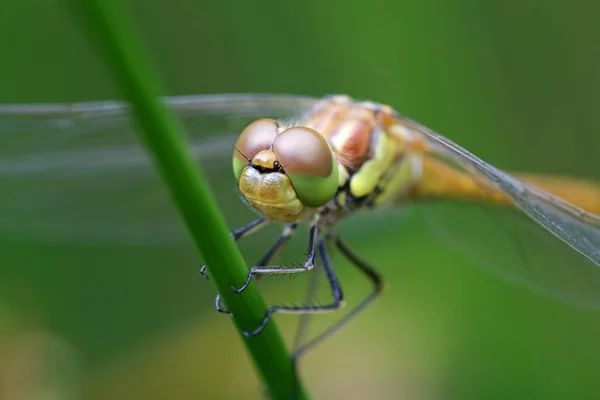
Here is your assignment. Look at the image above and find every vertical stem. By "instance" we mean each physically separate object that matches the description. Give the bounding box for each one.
[68,1,308,399]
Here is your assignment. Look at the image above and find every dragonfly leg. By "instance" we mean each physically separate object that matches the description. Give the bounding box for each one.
[199,217,268,280]
[249,223,298,285]
[199,265,209,280]
[243,237,344,337]
[214,293,231,315]
[231,220,317,294]
[231,217,270,240]
[291,235,384,361]
[209,219,296,317]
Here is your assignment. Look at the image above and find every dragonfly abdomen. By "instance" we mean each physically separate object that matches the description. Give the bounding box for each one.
[407,156,600,216]
[514,173,600,215]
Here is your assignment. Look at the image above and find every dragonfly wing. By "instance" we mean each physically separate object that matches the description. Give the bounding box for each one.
[414,201,600,308]
[397,114,600,265]
[0,94,318,246]
[396,114,600,308]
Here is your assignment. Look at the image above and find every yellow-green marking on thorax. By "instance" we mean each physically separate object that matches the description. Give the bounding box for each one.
[349,130,398,198]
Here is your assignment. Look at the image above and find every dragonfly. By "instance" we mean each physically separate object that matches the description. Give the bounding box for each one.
[1,93,600,362]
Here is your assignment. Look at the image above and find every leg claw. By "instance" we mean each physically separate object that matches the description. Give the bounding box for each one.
[199,266,209,280]
[231,273,253,294]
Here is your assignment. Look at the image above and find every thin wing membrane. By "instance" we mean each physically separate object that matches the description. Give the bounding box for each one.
[0,94,318,246]
[396,114,600,307]
[396,113,600,266]
[414,200,600,308]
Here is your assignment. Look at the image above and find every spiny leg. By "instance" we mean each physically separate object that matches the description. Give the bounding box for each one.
[214,222,298,315]
[199,217,268,279]
[244,237,344,337]
[241,222,298,286]
[231,219,318,294]
[292,235,384,361]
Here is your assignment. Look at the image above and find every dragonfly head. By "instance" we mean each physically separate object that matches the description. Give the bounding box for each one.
[233,119,339,222]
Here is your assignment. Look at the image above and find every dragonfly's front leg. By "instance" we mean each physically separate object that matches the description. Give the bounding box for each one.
[205,217,299,314]
[200,217,268,315]
[231,219,317,294]
[210,221,299,315]
[199,217,268,279]
[215,221,300,315]
[234,221,299,291]
[214,294,230,315]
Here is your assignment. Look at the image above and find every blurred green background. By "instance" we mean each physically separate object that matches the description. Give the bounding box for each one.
[1,1,600,399]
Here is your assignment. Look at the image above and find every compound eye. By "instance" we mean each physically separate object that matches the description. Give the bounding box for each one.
[233,119,278,179]
[272,127,339,207]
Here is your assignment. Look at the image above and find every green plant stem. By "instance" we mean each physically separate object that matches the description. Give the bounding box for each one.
[69,1,307,399]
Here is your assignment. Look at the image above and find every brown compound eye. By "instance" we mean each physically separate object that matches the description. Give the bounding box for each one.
[233,119,279,180]
[272,127,339,207]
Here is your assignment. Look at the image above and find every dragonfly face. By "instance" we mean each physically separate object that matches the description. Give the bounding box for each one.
[233,118,339,222]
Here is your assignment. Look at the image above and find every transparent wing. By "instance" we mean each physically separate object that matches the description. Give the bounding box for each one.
[0,94,318,246]
[395,114,600,308]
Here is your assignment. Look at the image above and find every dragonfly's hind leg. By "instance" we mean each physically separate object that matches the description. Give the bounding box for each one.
[291,235,384,361]
[243,237,344,337]
[230,219,318,294]
[199,217,268,280]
